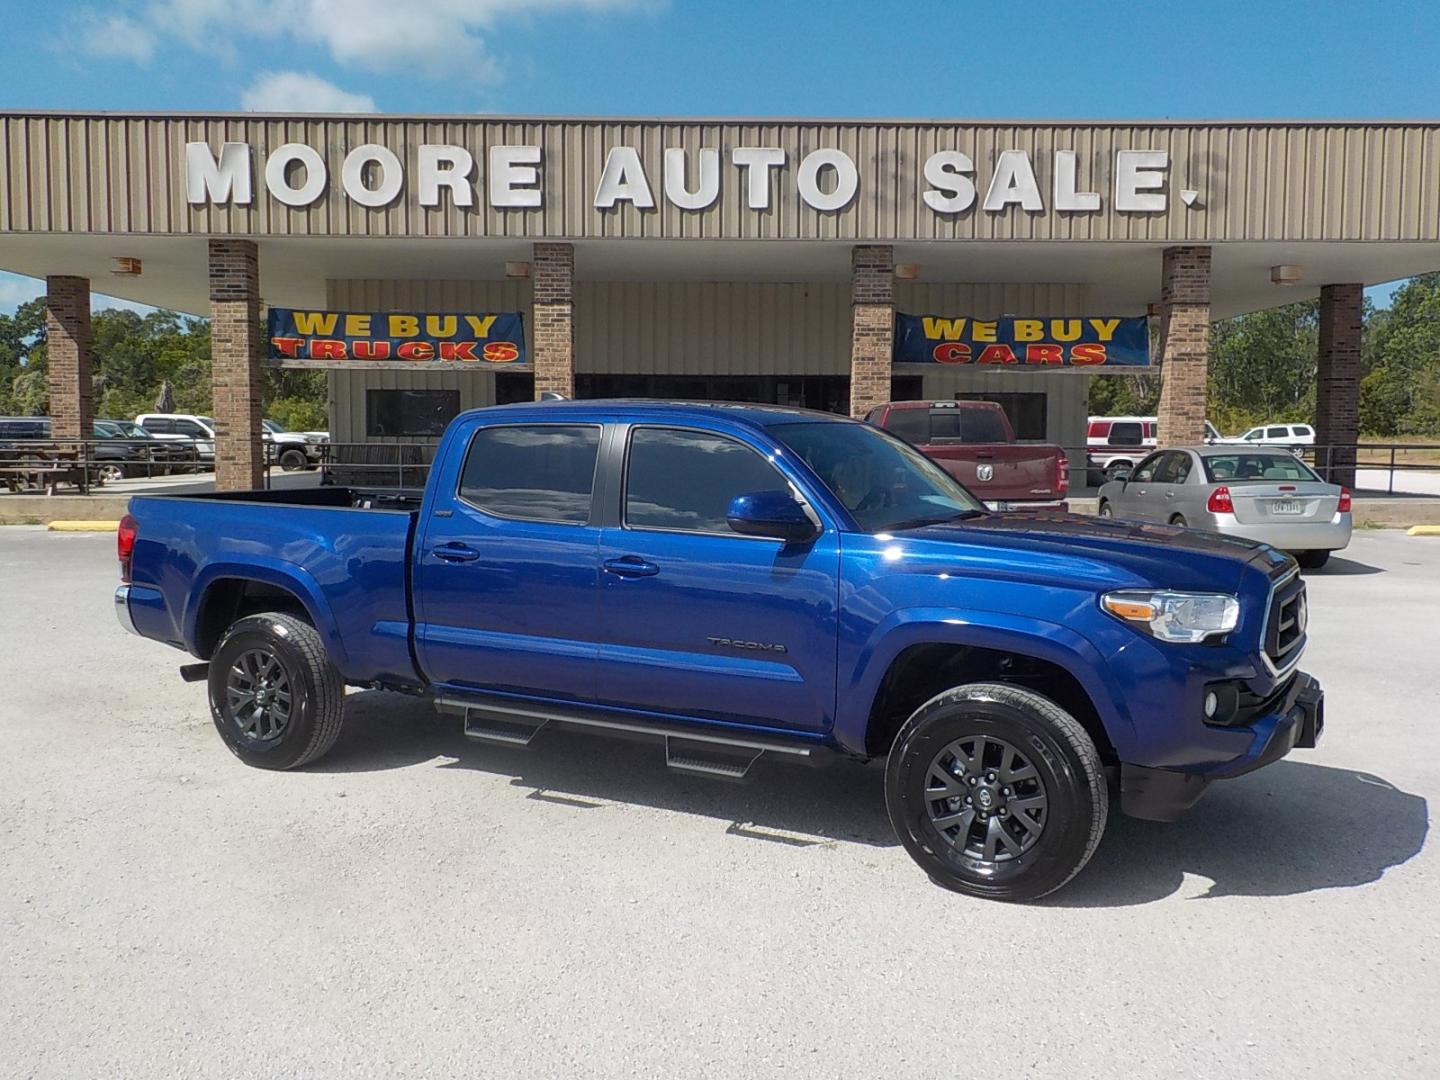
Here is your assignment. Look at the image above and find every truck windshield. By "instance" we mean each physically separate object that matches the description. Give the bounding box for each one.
[769,421,986,532]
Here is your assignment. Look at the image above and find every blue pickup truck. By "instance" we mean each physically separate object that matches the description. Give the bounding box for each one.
[115,401,1323,901]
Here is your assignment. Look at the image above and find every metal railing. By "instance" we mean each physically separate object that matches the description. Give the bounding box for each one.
[0,437,213,495]
[310,442,435,492]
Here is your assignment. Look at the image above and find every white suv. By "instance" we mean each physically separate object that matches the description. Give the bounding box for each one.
[263,419,328,471]
[1225,423,1316,448]
[135,413,216,461]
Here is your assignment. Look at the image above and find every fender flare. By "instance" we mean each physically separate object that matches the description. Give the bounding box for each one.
[835,606,1137,758]
[185,559,351,673]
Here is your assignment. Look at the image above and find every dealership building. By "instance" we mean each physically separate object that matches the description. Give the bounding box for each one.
[4,111,1440,490]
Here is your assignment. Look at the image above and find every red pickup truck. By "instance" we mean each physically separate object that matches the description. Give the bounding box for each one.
[865,400,1069,511]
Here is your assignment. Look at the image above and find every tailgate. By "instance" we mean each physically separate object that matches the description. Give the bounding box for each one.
[922,443,1061,500]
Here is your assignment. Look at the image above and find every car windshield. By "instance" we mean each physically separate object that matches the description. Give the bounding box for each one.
[769,420,986,532]
[197,417,216,429]
[1203,453,1321,483]
[263,420,286,433]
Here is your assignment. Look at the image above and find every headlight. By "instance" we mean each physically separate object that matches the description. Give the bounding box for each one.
[1101,590,1240,643]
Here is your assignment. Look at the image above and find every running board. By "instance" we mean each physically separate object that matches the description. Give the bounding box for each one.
[665,737,764,781]
[437,695,819,775]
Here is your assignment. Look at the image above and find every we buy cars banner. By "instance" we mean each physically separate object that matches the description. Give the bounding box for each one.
[894,313,1150,367]
[267,308,526,364]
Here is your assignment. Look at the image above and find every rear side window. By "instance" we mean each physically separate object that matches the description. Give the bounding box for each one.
[626,427,787,534]
[883,408,929,444]
[1155,452,1192,484]
[141,418,172,434]
[458,424,601,524]
[173,420,207,437]
[1109,422,1144,446]
[930,406,1008,443]
[1266,426,1289,439]
[1088,421,1112,439]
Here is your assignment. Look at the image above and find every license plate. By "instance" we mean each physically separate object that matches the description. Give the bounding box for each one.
[1271,499,1303,515]
[985,501,1015,511]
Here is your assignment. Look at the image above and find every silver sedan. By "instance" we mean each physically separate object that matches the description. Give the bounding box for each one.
[1096,445,1352,568]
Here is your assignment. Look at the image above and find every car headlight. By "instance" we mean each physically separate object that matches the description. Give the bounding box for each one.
[1101,590,1240,643]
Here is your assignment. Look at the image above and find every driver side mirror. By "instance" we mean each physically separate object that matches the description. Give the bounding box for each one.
[727,490,819,544]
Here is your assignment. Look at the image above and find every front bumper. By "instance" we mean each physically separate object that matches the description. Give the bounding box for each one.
[1120,671,1324,821]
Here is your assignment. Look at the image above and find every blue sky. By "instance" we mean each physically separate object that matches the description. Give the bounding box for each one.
[4,0,1437,314]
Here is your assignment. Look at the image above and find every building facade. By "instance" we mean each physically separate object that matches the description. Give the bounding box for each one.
[5,112,1440,488]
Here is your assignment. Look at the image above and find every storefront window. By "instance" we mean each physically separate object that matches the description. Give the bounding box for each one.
[365,390,460,438]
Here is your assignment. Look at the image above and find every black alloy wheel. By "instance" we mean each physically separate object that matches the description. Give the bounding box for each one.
[923,735,1048,864]
[208,612,344,769]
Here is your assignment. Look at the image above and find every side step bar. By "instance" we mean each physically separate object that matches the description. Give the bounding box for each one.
[438,695,820,780]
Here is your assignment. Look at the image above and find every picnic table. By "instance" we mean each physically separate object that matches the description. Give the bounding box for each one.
[0,445,91,495]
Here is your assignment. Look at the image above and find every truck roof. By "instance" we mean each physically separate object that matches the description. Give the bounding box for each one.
[463,399,854,429]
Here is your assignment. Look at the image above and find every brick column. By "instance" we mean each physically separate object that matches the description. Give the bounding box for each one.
[849,245,894,417]
[1155,246,1212,446]
[1316,283,1363,488]
[532,243,575,399]
[208,239,264,491]
[45,276,94,440]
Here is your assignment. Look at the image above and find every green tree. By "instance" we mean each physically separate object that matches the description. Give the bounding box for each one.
[1361,273,1440,436]
[1207,299,1319,433]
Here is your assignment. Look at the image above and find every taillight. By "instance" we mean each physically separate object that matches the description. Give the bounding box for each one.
[117,513,137,583]
[1056,455,1070,496]
[1338,487,1352,513]
[1207,486,1235,514]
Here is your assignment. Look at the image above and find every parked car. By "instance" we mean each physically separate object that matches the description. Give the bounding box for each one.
[115,401,1324,902]
[0,416,152,483]
[262,419,328,471]
[866,400,1068,510]
[1096,446,1351,569]
[1085,416,1223,486]
[97,419,200,475]
[135,413,217,462]
[1220,423,1316,451]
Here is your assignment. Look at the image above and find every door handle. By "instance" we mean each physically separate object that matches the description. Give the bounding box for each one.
[1164,491,1175,499]
[432,543,480,563]
[603,556,659,578]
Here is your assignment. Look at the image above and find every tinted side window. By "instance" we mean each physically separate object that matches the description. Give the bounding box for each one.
[142,418,172,434]
[1170,453,1193,484]
[173,420,205,437]
[1131,453,1164,482]
[626,427,787,534]
[931,406,1009,443]
[458,424,600,524]
[883,408,929,444]
[1267,427,1288,439]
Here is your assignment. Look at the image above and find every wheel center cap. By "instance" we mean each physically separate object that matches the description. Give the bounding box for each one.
[976,786,998,810]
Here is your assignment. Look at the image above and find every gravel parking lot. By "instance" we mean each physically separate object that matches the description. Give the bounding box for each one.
[1,527,1435,1079]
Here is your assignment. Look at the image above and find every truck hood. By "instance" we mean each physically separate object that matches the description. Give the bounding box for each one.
[893,511,1294,594]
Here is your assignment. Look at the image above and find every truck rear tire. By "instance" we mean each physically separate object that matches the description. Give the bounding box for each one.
[207,612,344,770]
[884,682,1108,902]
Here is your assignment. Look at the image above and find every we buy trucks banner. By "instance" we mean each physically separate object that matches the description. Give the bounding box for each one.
[894,313,1150,367]
[267,308,526,365]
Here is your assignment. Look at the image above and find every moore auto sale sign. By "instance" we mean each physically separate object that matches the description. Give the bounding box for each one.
[186,140,1189,216]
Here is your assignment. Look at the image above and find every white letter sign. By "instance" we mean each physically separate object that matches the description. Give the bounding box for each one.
[1053,150,1101,212]
[418,144,474,208]
[797,148,858,211]
[186,141,253,206]
[594,146,656,209]
[342,144,404,208]
[663,147,720,210]
[983,150,1044,212]
[731,147,786,211]
[489,145,542,208]
[1115,150,1169,212]
[264,143,327,207]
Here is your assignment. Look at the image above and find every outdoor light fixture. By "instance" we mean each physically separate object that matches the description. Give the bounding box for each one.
[1271,264,1303,285]
[505,261,531,278]
[112,257,142,275]
[893,263,920,280]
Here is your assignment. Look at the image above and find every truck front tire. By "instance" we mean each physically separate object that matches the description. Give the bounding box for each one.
[207,612,345,770]
[884,682,1108,902]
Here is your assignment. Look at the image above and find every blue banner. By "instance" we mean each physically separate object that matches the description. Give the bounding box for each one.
[894,313,1150,368]
[267,308,526,365]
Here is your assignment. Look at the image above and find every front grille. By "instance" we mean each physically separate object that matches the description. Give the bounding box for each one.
[1264,573,1307,673]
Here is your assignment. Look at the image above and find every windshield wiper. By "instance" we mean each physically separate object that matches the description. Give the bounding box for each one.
[885,509,985,531]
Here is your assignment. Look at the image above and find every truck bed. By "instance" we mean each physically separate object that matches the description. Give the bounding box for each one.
[123,486,422,687]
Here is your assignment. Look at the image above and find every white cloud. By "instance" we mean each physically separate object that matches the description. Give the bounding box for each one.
[73,12,157,65]
[122,0,655,77]
[242,71,377,113]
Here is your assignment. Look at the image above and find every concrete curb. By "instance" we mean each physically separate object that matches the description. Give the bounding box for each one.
[47,520,121,532]
[0,495,131,525]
